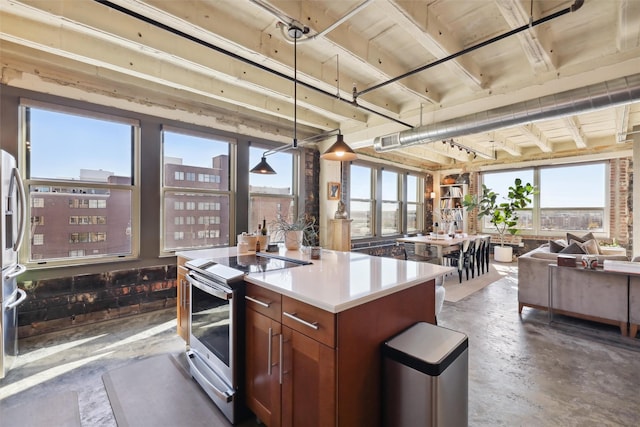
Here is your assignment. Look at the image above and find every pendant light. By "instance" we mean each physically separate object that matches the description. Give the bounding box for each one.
[250,155,277,174]
[321,133,357,161]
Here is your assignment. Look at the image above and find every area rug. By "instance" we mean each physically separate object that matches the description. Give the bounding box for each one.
[443,262,511,302]
[102,354,229,427]
[0,390,82,427]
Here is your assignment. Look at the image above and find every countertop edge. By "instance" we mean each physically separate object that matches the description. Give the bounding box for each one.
[244,270,452,313]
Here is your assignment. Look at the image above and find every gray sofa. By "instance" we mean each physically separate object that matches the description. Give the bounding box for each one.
[517,244,631,335]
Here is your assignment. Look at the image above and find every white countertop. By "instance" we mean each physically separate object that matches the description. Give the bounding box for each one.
[177,246,454,313]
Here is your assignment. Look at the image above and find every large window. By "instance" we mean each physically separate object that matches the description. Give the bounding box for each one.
[539,163,606,232]
[350,165,374,238]
[381,170,400,235]
[22,101,137,266]
[350,164,425,239]
[162,127,233,252]
[249,147,295,238]
[406,174,423,233]
[480,162,607,235]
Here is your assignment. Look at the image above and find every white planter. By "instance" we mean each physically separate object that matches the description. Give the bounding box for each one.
[494,245,513,263]
[284,230,303,250]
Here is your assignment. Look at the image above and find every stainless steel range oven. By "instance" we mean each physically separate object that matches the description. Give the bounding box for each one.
[184,253,309,424]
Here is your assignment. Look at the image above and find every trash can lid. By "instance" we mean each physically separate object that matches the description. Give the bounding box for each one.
[383,322,468,376]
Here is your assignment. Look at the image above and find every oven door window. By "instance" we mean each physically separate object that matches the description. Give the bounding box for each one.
[191,284,231,367]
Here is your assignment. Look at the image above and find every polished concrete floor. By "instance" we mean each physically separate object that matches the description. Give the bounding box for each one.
[1,262,640,426]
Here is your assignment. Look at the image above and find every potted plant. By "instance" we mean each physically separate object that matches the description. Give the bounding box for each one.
[463,178,537,262]
[270,213,318,250]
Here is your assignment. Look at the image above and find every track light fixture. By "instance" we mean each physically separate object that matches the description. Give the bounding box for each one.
[445,138,496,160]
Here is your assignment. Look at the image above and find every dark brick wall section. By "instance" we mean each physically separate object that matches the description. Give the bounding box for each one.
[18,264,177,338]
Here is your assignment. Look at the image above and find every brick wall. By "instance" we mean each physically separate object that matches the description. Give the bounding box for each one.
[18,265,177,338]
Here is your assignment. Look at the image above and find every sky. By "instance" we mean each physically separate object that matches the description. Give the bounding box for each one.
[29,106,606,207]
[29,107,292,189]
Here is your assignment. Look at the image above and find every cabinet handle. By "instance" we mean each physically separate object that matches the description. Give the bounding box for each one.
[245,295,271,308]
[267,327,273,375]
[283,311,319,330]
[279,334,283,385]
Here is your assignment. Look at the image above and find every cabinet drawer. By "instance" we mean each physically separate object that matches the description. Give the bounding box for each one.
[282,296,336,348]
[245,283,282,321]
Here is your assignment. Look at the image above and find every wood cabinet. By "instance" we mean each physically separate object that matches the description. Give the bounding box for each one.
[245,280,435,427]
[176,259,189,342]
[245,283,336,427]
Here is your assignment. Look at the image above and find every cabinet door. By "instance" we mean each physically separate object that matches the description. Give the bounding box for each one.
[281,326,336,427]
[176,264,189,342]
[246,308,282,427]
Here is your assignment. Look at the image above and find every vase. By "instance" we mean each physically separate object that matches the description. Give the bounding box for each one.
[284,230,303,250]
[494,245,513,263]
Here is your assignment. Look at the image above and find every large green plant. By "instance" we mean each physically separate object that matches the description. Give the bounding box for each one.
[463,178,537,246]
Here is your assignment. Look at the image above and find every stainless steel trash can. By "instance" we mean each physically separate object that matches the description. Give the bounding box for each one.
[382,322,468,427]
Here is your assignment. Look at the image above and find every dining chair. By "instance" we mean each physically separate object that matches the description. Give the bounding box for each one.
[445,240,474,283]
[474,237,484,276]
[483,235,492,272]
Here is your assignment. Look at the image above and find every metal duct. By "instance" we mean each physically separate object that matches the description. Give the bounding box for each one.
[373,74,640,152]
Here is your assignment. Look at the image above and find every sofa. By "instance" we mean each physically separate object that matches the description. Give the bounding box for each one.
[517,238,631,335]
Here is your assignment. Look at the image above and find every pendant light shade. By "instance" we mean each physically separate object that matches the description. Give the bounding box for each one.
[250,155,276,174]
[321,134,357,161]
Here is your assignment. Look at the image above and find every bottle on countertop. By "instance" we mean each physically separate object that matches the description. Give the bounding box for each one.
[256,224,261,251]
[262,217,267,235]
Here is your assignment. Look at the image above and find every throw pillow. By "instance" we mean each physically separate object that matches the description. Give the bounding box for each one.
[566,232,601,254]
[577,238,600,255]
[549,239,567,253]
[559,242,585,254]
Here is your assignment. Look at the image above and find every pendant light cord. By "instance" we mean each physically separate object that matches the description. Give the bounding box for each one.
[293,33,298,148]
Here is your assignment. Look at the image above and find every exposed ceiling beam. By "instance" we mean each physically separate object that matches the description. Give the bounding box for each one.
[521,124,553,153]
[263,0,441,106]
[563,117,587,148]
[488,132,522,157]
[381,0,485,90]
[616,104,631,143]
[494,0,556,72]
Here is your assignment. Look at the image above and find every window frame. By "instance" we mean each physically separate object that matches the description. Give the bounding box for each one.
[479,161,609,237]
[349,162,425,240]
[248,144,299,239]
[19,99,141,268]
[160,125,236,255]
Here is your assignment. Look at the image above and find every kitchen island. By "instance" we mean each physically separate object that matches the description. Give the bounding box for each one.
[177,247,453,427]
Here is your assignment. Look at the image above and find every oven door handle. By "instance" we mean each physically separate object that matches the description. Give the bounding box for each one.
[187,350,234,403]
[186,273,232,300]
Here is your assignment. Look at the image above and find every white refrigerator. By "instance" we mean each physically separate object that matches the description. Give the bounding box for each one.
[1,149,27,379]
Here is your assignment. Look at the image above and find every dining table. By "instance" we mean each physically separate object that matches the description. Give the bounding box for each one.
[396,234,488,265]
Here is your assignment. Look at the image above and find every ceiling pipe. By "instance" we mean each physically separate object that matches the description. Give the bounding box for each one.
[93,0,412,128]
[374,74,640,152]
[356,0,585,99]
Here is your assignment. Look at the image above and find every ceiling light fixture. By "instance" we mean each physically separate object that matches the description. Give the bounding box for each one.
[321,133,357,161]
[250,155,277,174]
[446,138,496,160]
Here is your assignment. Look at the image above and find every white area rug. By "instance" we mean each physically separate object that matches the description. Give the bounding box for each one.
[443,262,513,302]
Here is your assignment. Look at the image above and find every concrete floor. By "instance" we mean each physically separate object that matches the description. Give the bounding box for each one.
[1,262,640,426]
